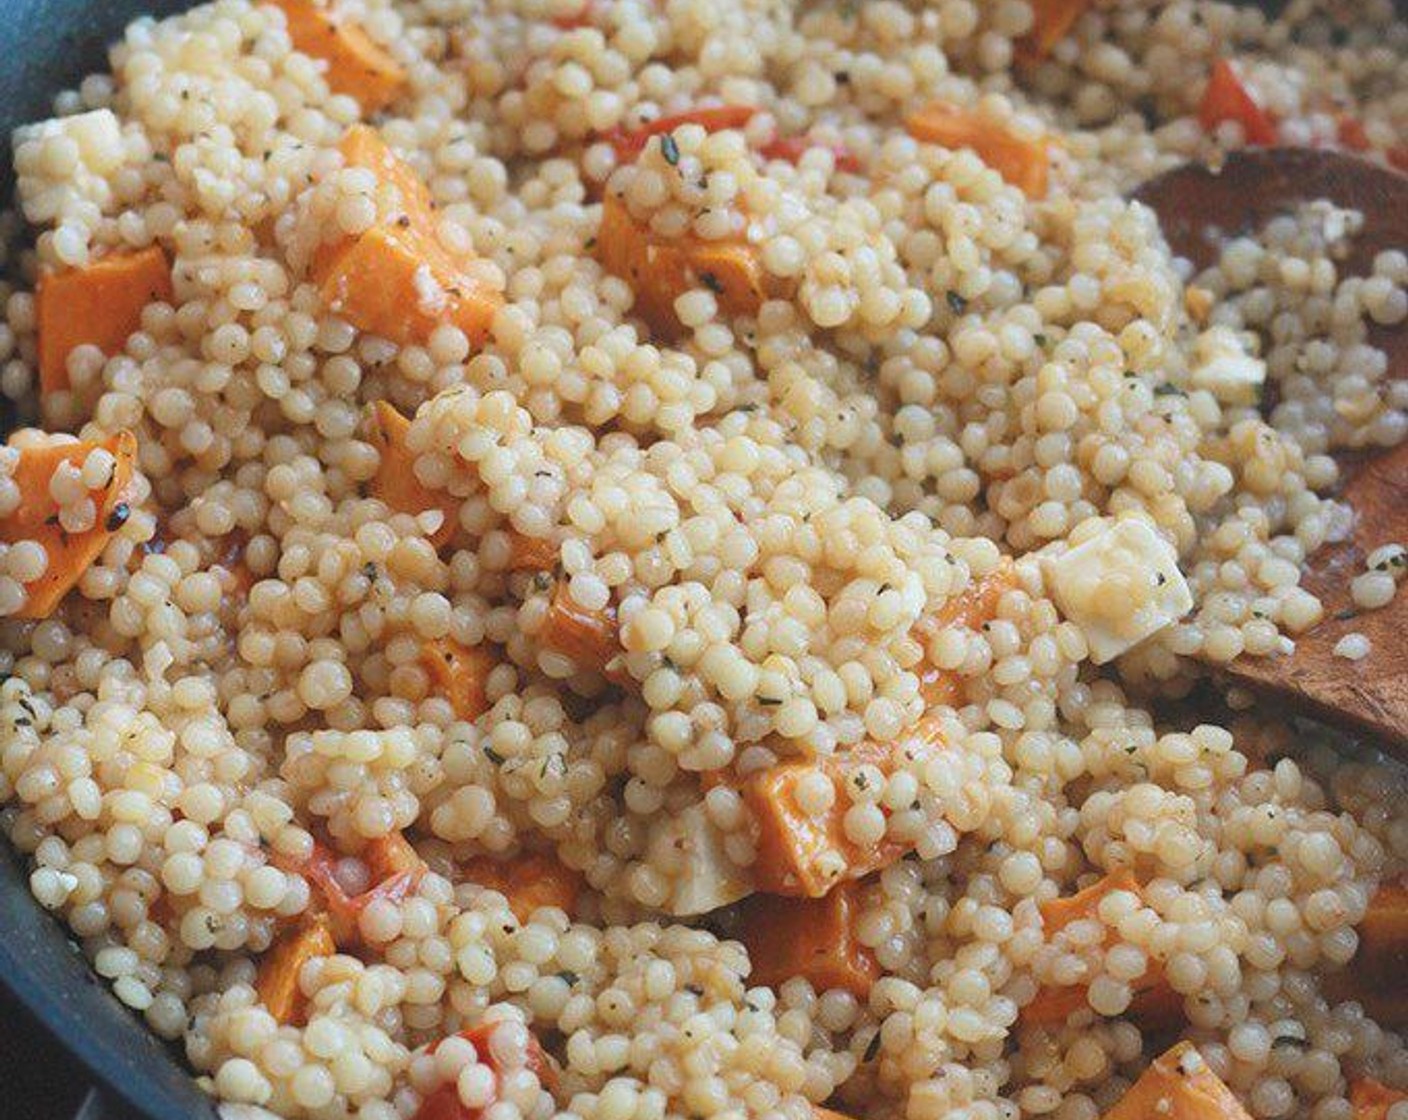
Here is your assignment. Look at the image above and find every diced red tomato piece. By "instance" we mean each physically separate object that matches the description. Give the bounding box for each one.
[552,1,597,28]
[605,105,758,160]
[410,1088,470,1120]
[280,834,426,945]
[1198,59,1278,146]
[411,1023,558,1120]
[1337,114,1372,152]
[758,135,862,173]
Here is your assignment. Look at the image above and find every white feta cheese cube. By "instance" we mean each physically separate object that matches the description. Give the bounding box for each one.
[660,803,754,916]
[1042,516,1193,664]
[15,109,126,174]
[13,109,127,229]
[1191,325,1266,405]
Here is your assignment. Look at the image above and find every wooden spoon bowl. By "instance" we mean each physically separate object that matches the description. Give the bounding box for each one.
[1135,149,1408,750]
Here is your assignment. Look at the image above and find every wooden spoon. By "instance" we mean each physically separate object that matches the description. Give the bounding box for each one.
[1134,149,1408,750]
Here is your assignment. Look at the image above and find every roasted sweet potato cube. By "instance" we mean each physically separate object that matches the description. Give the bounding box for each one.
[1350,1077,1408,1120]
[742,727,943,898]
[37,247,172,393]
[1023,868,1179,1028]
[463,851,582,921]
[0,430,138,619]
[596,192,768,334]
[1324,881,1408,1026]
[312,126,501,346]
[421,638,497,721]
[906,102,1050,198]
[540,582,622,678]
[256,914,335,1025]
[267,0,408,112]
[738,882,879,997]
[1104,1042,1252,1120]
[913,559,1019,708]
[367,400,458,548]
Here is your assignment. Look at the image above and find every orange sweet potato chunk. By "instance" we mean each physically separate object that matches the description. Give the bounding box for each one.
[1104,1042,1252,1120]
[906,102,1051,198]
[738,882,879,997]
[1355,882,1408,1025]
[505,531,558,572]
[256,914,335,1025]
[464,851,583,921]
[421,637,497,722]
[0,431,138,619]
[540,582,623,677]
[597,192,769,334]
[1018,0,1095,61]
[338,124,435,220]
[1325,881,1408,1026]
[1023,868,1180,1028]
[364,832,424,881]
[742,726,944,898]
[267,0,407,112]
[317,226,500,348]
[913,559,1018,708]
[313,126,501,346]
[1351,1077,1408,1120]
[367,400,458,548]
[36,247,172,394]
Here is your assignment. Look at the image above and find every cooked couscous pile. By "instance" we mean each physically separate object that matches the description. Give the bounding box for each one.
[1,1,1406,1118]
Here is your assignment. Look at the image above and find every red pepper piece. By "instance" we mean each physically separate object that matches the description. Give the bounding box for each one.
[280,834,426,946]
[758,135,862,173]
[604,105,757,161]
[1337,114,1372,152]
[1198,59,1278,146]
[411,1023,558,1120]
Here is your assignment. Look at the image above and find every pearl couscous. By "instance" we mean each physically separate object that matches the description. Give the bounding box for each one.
[1,2,1406,1119]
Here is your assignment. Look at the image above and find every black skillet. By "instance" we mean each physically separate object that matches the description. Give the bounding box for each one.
[0,2,1402,1119]
[0,5,214,1118]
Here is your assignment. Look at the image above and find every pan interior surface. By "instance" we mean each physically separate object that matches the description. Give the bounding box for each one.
[0,9,207,1120]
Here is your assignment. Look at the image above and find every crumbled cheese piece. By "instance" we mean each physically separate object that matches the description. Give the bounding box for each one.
[13,110,127,231]
[412,263,448,314]
[1042,517,1194,664]
[660,803,754,916]
[1191,325,1266,404]
[15,108,126,174]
